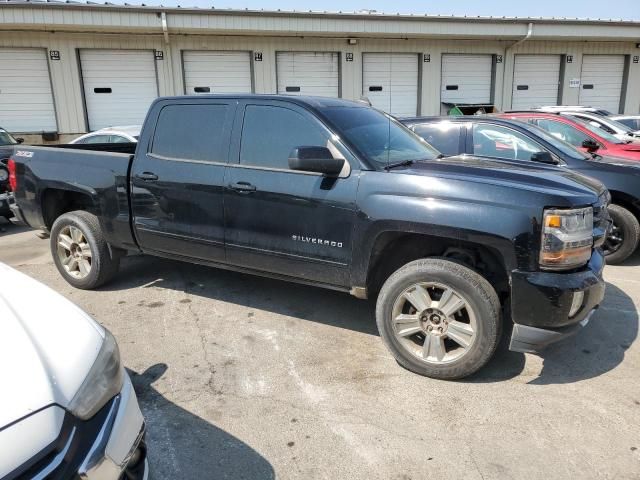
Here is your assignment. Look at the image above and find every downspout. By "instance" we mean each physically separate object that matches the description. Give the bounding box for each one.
[501,22,534,111]
[159,11,177,95]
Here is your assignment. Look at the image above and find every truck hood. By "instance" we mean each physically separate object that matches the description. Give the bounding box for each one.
[400,155,604,201]
[0,263,104,429]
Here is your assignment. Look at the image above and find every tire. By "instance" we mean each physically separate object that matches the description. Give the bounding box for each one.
[50,210,120,289]
[604,204,640,265]
[376,258,501,380]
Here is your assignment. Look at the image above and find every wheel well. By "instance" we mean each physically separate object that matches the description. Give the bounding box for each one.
[366,232,509,301]
[41,189,95,230]
[609,190,640,220]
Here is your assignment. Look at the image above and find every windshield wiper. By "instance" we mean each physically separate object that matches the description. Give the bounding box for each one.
[384,159,414,170]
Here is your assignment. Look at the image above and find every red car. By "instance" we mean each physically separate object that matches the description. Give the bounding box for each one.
[497,112,640,161]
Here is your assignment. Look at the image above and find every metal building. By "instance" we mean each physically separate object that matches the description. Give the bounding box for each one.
[1,1,639,142]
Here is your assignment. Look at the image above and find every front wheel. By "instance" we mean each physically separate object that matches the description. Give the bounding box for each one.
[50,210,120,289]
[376,258,501,380]
[603,204,640,265]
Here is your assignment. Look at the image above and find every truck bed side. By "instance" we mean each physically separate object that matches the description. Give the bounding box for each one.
[11,146,137,251]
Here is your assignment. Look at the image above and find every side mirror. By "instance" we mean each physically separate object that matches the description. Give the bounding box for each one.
[582,139,599,152]
[530,151,558,165]
[16,138,24,144]
[288,146,345,176]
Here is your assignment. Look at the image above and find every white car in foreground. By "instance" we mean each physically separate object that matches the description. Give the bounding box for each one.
[0,263,148,479]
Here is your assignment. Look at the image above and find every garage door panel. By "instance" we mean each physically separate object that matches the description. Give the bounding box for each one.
[80,49,158,131]
[0,48,57,132]
[183,51,252,95]
[276,52,339,97]
[362,53,418,118]
[511,55,561,110]
[579,55,625,114]
[441,54,493,105]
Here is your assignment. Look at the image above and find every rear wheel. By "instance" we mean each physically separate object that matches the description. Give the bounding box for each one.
[376,258,501,380]
[603,204,639,265]
[50,211,120,289]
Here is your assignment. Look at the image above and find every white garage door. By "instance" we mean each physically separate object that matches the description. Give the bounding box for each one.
[441,54,493,104]
[183,51,252,95]
[579,55,626,114]
[80,49,158,131]
[276,52,339,97]
[362,53,418,118]
[0,48,57,132]
[511,55,561,110]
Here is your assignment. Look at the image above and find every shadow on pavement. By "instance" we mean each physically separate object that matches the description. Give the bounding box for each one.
[0,217,31,237]
[104,254,378,337]
[128,364,275,480]
[111,256,635,385]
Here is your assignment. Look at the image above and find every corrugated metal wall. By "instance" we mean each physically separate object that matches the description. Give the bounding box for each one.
[0,30,638,135]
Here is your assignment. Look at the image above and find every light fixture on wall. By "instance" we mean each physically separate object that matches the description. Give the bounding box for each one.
[348,38,357,45]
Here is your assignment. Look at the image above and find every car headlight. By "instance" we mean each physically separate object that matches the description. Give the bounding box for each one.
[0,166,8,183]
[68,328,124,420]
[540,207,593,270]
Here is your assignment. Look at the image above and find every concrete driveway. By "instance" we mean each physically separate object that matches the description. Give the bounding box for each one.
[1,218,639,479]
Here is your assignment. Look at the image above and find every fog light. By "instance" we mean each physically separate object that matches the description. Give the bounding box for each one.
[569,291,585,318]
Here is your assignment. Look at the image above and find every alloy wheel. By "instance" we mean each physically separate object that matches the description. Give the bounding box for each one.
[391,282,477,364]
[57,225,92,279]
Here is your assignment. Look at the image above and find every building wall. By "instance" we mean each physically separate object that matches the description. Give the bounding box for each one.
[1,30,639,138]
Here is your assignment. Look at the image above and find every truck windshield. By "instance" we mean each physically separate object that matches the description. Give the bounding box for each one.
[320,106,440,167]
[0,129,18,146]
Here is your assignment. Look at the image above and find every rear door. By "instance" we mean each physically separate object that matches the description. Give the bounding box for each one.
[131,99,235,262]
[223,100,359,286]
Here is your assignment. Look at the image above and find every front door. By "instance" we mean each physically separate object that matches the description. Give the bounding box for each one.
[131,100,235,262]
[223,101,359,287]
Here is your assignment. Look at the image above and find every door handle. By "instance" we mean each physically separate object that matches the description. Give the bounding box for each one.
[229,182,256,193]
[135,172,158,181]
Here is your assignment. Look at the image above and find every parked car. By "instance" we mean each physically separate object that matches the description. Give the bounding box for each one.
[556,111,640,142]
[0,126,23,220]
[536,106,613,116]
[499,112,640,161]
[0,262,147,479]
[70,125,141,144]
[9,95,608,380]
[403,116,639,264]
[611,115,640,132]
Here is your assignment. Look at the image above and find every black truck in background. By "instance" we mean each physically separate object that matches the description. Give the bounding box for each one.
[0,126,23,219]
[8,95,609,379]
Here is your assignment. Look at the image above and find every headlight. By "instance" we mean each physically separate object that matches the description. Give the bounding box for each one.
[0,166,8,183]
[69,329,124,420]
[540,207,593,270]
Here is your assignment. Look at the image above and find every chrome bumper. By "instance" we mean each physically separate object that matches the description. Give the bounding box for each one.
[78,374,148,480]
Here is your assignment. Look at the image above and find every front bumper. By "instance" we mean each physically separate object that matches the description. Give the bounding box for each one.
[78,374,148,480]
[509,249,605,353]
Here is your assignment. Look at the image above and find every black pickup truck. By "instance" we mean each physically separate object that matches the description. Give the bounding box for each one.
[9,95,609,379]
[0,126,23,219]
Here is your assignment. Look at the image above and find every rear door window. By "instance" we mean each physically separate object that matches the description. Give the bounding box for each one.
[411,123,463,156]
[152,103,229,162]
